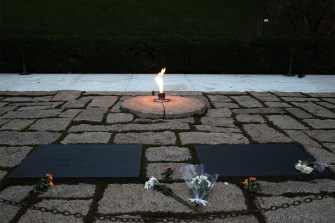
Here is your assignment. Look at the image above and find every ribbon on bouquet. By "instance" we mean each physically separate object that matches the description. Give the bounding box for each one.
[189,198,208,206]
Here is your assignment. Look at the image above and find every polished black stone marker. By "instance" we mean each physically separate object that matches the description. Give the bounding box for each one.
[195,144,333,177]
[8,144,142,179]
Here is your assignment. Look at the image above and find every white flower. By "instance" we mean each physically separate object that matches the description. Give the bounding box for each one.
[295,163,304,171]
[301,166,314,174]
[224,182,229,186]
[295,161,314,174]
[144,177,159,189]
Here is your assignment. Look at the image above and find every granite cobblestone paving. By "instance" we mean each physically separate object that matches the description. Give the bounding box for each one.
[0,90,334,222]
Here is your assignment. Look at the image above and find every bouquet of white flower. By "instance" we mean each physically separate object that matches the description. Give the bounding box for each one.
[295,160,334,174]
[181,164,218,206]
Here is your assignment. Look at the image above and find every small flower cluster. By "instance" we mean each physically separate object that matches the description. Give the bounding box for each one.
[191,175,212,190]
[30,173,55,195]
[241,177,261,193]
[295,160,314,174]
[295,160,334,174]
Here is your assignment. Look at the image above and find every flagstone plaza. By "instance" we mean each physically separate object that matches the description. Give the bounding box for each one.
[0,74,334,222]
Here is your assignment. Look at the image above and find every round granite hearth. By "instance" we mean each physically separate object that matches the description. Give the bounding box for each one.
[121,96,206,119]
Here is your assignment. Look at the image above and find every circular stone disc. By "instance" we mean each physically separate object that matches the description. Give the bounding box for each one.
[121,96,206,119]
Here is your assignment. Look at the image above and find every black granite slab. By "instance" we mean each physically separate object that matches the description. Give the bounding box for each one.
[8,144,142,179]
[195,144,333,177]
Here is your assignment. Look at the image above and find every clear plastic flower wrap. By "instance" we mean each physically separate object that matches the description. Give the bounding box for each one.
[181,164,218,206]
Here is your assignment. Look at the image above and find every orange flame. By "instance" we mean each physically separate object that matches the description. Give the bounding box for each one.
[155,68,166,93]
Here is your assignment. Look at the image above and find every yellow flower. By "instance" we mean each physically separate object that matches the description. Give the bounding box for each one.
[49,180,55,188]
[163,166,173,170]
[241,179,248,185]
[249,177,256,182]
[46,173,53,180]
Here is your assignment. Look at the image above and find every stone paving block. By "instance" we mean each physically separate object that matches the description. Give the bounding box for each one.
[284,130,321,148]
[201,117,235,127]
[195,125,242,133]
[273,92,305,97]
[0,119,9,127]
[212,102,239,108]
[52,90,82,101]
[106,113,134,123]
[40,184,95,198]
[13,101,63,108]
[146,146,191,162]
[94,215,143,223]
[0,146,33,167]
[2,97,34,102]
[1,119,35,130]
[207,95,232,102]
[232,107,284,114]
[0,106,17,116]
[249,92,280,102]
[74,107,108,123]
[146,163,191,180]
[0,91,57,96]
[316,101,335,109]
[188,95,211,108]
[88,96,118,108]
[33,95,53,101]
[30,118,72,131]
[264,102,292,107]
[285,107,313,119]
[281,97,319,102]
[99,183,247,214]
[258,179,335,195]
[323,143,335,153]
[114,131,176,145]
[2,109,62,119]
[304,147,335,163]
[205,108,232,118]
[62,132,111,144]
[110,101,122,113]
[0,170,6,181]
[306,93,335,97]
[166,91,203,96]
[322,98,335,104]
[205,91,247,95]
[230,96,263,108]
[17,105,57,111]
[69,124,111,132]
[164,117,195,123]
[60,109,82,118]
[0,131,61,145]
[62,98,91,109]
[0,102,7,107]
[267,115,307,130]
[303,119,335,129]
[235,114,265,123]
[304,130,335,142]
[258,196,335,223]
[18,199,91,223]
[179,132,249,145]
[243,124,292,143]
[292,102,335,118]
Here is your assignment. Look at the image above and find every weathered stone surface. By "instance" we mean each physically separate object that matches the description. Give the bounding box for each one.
[146,163,191,180]
[17,105,56,111]
[285,107,313,119]
[0,106,17,116]
[265,102,292,107]
[40,184,95,198]
[249,92,280,102]
[0,170,6,180]
[322,98,335,104]
[163,91,203,96]
[205,108,232,118]
[201,117,235,127]
[52,90,81,101]
[267,115,307,130]
[179,132,248,145]
[110,101,122,113]
[292,102,335,118]
[304,147,335,162]
[323,143,335,153]
[99,183,246,213]
[0,91,57,96]
[2,97,34,102]
[205,91,247,95]
[235,114,265,123]
[33,96,53,101]
[306,93,335,97]
[94,215,143,223]
[208,95,231,102]
[2,109,62,119]
[0,146,33,167]
[259,179,335,195]
[316,102,335,109]
[106,113,134,123]
[146,146,191,162]
[258,196,335,223]
[88,96,118,108]
[114,131,176,145]
[304,130,335,142]
[60,109,82,118]
[62,132,111,144]
[18,199,91,223]
[274,92,305,97]
[1,119,35,130]
[30,118,72,131]
[0,102,7,107]
[304,119,335,129]
[212,102,239,108]
[164,96,207,119]
[232,107,284,114]
[230,96,263,108]
[121,96,163,118]
[195,125,241,133]
[281,97,319,102]
[0,119,9,127]
[243,124,292,143]
[74,107,108,123]
[284,130,321,148]
[188,95,211,108]
[0,131,61,145]
[13,101,63,108]
[62,98,91,109]
[164,117,195,123]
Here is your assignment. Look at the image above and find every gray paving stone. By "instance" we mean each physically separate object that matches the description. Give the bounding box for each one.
[188,95,211,108]
[60,109,82,118]
[205,108,232,118]
[249,92,280,102]
[205,91,247,95]
[267,115,307,130]
[114,131,176,145]
[164,117,195,123]
[322,98,335,104]
[147,163,191,180]
[304,119,335,129]
[30,118,72,131]
[62,132,111,144]
[0,91,57,96]
[323,143,335,153]
[284,130,321,148]
[146,146,191,162]
[52,90,82,101]
[18,199,91,223]
[304,130,335,142]
[99,183,246,214]
[304,147,335,163]
[306,93,335,97]
[0,106,17,116]
[40,184,95,198]
[207,95,232,102]
[2,109,62,119]
[243,124,292,143]
[74,107,108,123]
[62,98,91,109]
[32,95,53,101]
[13,101,63,108]
[0,119,34,130]
[281,97,319,102]
[0,131,61,145]
[292,102,335,118]
[285,107,313,119]
[259,179,335,195]
[195,125,242,133]
[201,117,235,127]
[316,101,335,109]
[0,119,9,127]
[258,196,335,223]
[2,97,34,102]
[235,114,265,123]
[0,146,33,167]
[273,92,305,97]
[83,91,151,96]
[264,102,292,107]
[230,96,263,108]
[212,102,239,108]
[106,113,134,123]
[165,91,203,96]
[17,105,57,111]
[179,132,249,145]
[0,170,6,181]
[232,107,284,114]
[110,101,122,112]
[94,215,143,223]
[0,102,7,108]
[88,96,118,108]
